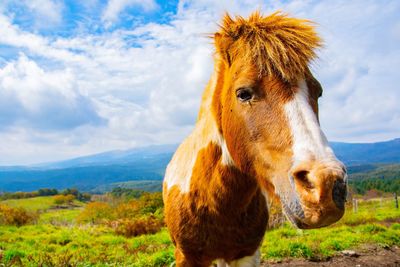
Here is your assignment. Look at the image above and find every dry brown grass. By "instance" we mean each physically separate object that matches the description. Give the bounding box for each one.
[0,204,38,226]
[111,216,164,237]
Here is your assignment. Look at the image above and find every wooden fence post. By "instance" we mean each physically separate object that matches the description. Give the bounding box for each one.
[395,192,399,209]
[353,198,358,213]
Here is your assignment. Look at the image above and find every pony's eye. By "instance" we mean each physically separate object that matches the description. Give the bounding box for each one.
[236,88,253,102]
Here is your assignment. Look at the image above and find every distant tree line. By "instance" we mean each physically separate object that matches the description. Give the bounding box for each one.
[0,188,91,202]
[348,164,400,195]
[109,187,144,199]
[349,177,400,195]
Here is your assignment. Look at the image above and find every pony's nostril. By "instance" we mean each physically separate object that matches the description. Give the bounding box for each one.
[293,170,314,189]
[332,179,347,209]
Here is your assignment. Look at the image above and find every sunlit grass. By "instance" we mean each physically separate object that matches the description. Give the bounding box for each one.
[0,225,174,266]
[1,196,57,211]
[1,196,84,212]
[261,198,400,261]
[0,197,399,265]
[39,209,82,224]
[261,222,400,261]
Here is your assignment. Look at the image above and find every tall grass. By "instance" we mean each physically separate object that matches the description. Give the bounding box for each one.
[261,197,400,261]
[0,225,174,266]
[1,196,57,211]
[1,196,84,212]
[0,196,398,266]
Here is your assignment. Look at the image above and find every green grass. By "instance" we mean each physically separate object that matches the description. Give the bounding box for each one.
[0,197,399,266]
[1,196,84,212]
[0,225,174,266]
[39,209,82,224]
[339,198,400,226]
[261,198,400,261]
[1,196,57,211]
[261,222,400,261]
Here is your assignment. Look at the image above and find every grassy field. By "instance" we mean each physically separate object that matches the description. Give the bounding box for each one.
[1,196,59,211]
[1,196,84,211]
[0,196,399,266]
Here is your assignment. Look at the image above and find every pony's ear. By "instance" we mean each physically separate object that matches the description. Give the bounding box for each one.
[214,32,233,66]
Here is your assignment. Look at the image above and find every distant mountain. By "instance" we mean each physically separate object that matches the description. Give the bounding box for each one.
[38,144,178,169]
[0,145,177,192]
[0,139,399,192]
[331,138,400,165]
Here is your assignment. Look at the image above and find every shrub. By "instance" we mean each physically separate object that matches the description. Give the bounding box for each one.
[0,204,38,226]
[53,194,75,205]
[112,216,163,237]
[76,192,164,236]
[61,188,79,197]
[77,202,114,224]
[0,191,39,200]
[138,192,163,215]
[111,187,143,199]
[115,201,141,219]
[80,193,92,202]
[60,188,91,202]
[38,188,59,196]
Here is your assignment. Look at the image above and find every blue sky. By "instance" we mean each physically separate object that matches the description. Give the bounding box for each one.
[0,0,399,165]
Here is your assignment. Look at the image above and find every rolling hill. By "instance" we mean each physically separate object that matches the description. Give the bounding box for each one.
[0,145,176,192]
[0,139,399,192]
[331,138,400,165]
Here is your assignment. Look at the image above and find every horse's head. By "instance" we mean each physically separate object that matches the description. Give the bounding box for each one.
[212,12,346,228]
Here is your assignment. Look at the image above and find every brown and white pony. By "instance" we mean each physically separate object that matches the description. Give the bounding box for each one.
[163,11,347,267]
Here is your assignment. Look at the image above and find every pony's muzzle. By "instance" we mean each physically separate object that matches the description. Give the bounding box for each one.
[288,160,347,227]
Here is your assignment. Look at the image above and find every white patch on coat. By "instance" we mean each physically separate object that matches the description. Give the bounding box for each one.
[284,79,337,164]
[227,249,261,267]
[218,135,235,166]
[216,259,227,267]
[164,67,234,193]
[163,136,199,193]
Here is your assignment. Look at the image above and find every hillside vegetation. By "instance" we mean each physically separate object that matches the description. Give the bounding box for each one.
[0,192,399,266]
[349,164,400,194]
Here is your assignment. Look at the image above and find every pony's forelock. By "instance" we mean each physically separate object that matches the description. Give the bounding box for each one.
[214,11,322,81]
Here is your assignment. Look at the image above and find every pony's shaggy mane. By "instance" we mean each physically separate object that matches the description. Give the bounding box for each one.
[214,11,322,81]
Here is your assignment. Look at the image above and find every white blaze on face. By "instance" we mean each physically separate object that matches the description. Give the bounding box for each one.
[284,80,337,164]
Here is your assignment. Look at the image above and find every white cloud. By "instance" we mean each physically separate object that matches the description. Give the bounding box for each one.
[22,0,63,26]
[0,54,105,131]
[0,9,214,164]
[0,0,63,30]
[303,0,400,142]
[0,14,86,64]
[102,0,158,27]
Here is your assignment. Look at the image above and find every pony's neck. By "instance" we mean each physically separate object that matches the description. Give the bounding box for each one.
[187,60,260,211]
